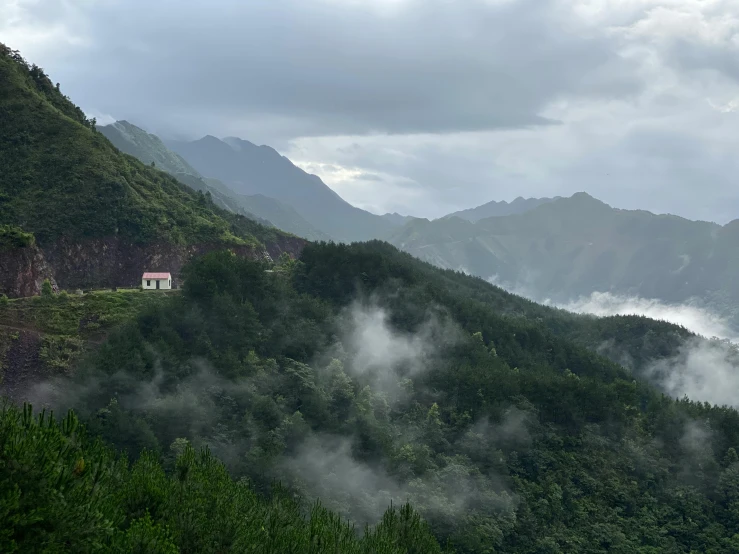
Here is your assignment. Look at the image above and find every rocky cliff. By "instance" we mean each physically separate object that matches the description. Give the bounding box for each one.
[0,235,307,297]
[0,245,57,297]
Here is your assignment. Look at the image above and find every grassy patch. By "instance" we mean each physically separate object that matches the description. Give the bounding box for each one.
[0,289,170,338]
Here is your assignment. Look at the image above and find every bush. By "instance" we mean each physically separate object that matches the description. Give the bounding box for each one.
[0,225,35,251]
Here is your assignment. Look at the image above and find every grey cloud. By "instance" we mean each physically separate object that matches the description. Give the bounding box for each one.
[21,0,639,143]
[10,0,739,224]
[355,173,383,182]
[669,38,739,81]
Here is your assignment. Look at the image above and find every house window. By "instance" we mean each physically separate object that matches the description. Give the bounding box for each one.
[147,280,151,286]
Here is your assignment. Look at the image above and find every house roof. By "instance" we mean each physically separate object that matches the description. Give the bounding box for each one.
[142,272,171,279]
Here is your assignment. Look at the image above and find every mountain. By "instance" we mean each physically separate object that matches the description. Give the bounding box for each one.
[389,191,739,323]
[382,212,415,226]
[444,195,560,222]
[8,241,739,552]
[167,135,397,242]
[0,43,303,295]
[9,41,739,554]
[99,121,330,241]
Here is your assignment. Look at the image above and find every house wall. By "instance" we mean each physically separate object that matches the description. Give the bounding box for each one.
[142,278,172,290]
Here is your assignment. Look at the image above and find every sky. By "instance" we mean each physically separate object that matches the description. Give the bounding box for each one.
[4,0,739,220]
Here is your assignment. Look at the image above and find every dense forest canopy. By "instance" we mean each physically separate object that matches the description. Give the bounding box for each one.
[10,241,739,553]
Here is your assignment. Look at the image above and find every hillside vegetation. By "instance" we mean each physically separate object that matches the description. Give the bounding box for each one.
[20,241,739,553]
[0,44,284,248]
[0,403,447,553]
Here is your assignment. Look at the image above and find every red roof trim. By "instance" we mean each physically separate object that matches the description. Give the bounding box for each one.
[142,272,171,279]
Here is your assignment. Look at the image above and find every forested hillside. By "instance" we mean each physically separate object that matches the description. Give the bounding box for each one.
[15,241,739,553]
[0,44,280,248]
[0,403,447,553]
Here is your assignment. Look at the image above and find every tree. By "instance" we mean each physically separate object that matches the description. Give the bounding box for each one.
[41,278,53,297]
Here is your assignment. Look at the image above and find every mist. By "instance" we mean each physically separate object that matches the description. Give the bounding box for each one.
[23,294,509,530]
[548,292,739,409]
[483,276,739,409]
[337,298,463,403]
[551,291,739,342]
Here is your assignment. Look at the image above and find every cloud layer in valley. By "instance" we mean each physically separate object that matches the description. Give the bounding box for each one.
[553,291,739,342]
[552,292,739,410]
[5,0,739,221]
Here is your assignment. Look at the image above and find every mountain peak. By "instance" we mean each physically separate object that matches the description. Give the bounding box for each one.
[197,135,226,146]
[444,196,558,222]
[566,191,611,208]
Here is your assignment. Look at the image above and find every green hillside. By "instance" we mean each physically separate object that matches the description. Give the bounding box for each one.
[11,241,736,553]
[0,403,447,553]
[0,44,283,248]
[390,192,739,324]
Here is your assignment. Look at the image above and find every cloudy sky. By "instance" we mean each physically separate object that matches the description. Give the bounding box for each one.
[4,0,739,220]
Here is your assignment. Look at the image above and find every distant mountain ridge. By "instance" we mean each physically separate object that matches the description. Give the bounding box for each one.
[443,196,560,222]
[381,212,416,226]
[99,121,330,241]
[389,191,739,324]
[167,136,397,242]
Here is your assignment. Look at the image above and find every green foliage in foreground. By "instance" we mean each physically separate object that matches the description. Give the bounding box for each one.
[0,403,448,554]
[49,242,739,553]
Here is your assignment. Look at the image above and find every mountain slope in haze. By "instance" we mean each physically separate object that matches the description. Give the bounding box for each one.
[389,191,739,323]
[444,195,560,222]
[167,135,397,242]
[382,212,415,226]
[99,121,330,240]
[0,44,302,294]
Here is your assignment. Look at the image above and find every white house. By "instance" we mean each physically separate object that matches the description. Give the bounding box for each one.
[142,272,172,290]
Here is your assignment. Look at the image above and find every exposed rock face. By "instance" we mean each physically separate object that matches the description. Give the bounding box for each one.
[0,246,57,297]
[0,235,307,297]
